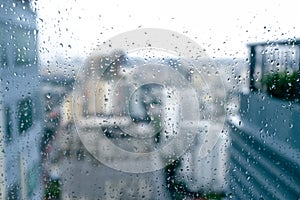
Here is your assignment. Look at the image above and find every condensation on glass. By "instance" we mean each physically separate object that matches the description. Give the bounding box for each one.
[1,0,299,200]
[0,0,42,199]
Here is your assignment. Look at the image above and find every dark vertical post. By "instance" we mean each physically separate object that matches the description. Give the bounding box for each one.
[249,45,256,90]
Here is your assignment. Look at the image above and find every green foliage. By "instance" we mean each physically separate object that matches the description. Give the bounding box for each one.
[44,179,61,200]
[261,70,300,100]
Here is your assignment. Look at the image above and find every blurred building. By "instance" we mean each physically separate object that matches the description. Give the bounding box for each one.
[227,39,300,199]
[53,49,229,199]
[0,0,43,199]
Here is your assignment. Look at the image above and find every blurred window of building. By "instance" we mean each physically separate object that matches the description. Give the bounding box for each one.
[12,27,37,66]
[4,106,13,143]
[17,97,33,134]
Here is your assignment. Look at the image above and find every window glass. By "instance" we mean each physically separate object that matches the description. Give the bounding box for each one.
[17,97,33,134]
[0,0,299,199]
[0,27,8,67]
[7,184,20,200]
[4,106,13,142]
[12,27,37,66]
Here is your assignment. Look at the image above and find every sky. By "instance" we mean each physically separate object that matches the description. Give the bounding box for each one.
[33,0,300,68]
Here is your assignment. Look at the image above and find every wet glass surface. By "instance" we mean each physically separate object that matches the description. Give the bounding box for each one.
[0,0,299,199]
